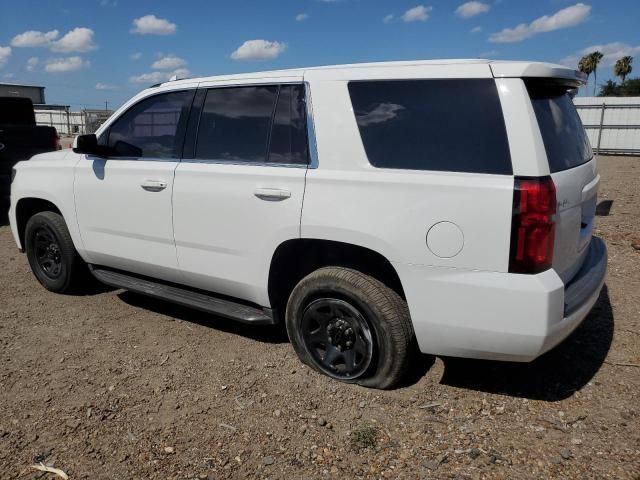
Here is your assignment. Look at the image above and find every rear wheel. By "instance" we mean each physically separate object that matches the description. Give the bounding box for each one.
[25,211,87,293]
[286,267,415,389]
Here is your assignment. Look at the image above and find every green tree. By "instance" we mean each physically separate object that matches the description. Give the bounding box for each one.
[599,80,619,96]
[598,77,640,96]
[588,51,604,96]
[620,78,640,95]
[614,56,633,85]
[578,55,594,94]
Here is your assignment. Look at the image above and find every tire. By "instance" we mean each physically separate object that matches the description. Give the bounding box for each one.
[25,211,87,294]
[286,267,416,389]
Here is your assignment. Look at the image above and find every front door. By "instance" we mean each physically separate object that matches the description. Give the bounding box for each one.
[74,89,194,282]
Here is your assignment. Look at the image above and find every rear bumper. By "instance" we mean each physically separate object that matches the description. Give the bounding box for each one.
[396,237,607,361]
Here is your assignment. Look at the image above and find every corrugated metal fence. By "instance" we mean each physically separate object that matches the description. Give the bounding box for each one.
[574,97,640,155]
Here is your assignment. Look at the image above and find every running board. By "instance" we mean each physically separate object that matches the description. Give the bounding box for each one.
[90,267,275,325]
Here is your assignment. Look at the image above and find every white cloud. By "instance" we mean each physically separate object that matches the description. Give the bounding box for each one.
[296,13,309,21]
[44,56,90,73]
[560,42,640,68]
[50,27,97,53]
[11,30,59,48]
[489,3,591,43]
[130,51,142,60]
[456,2,489,19]
[383,14,394,24]
[3,73,15,79]
[470,26,482,33]
[131,15,177,35]
[581,42,640,67]
[231,40,287,61]
[96,82,118,90]
[151,54,187,70]
[129,68,189,84]
[402,5,432,23]
[11,27,96,53]
[26,56,39,71]
[0,46,11,68]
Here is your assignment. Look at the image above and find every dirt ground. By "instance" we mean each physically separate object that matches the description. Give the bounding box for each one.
[0,156,638,480]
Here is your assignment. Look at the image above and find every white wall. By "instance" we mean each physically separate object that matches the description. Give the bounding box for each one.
[35,110,87,135]
[574,97,640,155]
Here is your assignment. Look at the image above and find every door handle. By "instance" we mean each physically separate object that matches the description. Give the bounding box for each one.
[140,179,168,192]
[254,188,291,201]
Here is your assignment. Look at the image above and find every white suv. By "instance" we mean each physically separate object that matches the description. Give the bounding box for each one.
[9,60,607,388]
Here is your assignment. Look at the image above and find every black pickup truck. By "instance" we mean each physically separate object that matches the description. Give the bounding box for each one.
[0,97,60,206]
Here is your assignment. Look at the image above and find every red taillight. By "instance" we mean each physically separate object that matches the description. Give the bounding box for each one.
[509,176,556,274]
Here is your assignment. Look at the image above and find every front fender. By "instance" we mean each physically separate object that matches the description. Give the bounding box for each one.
[9,152,84,255]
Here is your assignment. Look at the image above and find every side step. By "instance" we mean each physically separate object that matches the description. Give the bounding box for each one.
[90,267,275,325]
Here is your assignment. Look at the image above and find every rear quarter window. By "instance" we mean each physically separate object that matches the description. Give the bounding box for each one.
[526,82,593,173]
[348,79,512,175]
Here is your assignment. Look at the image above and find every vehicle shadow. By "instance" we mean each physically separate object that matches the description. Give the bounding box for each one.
[596,199,614,216]
[0,209,7,227]
[117,290,289,345]
[438,284,614,401]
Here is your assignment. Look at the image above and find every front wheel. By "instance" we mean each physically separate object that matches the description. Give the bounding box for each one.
[25,211,87,293]
[286,267,416,389]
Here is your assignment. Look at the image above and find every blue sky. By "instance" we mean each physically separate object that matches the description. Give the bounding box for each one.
[0,0,638,109]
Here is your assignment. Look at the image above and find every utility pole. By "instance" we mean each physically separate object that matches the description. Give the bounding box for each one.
[105,101,108,112]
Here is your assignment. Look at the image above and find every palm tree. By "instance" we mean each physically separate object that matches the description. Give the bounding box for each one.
[589,51,604,96]
[614,56,633,85]
[578,55,594,94]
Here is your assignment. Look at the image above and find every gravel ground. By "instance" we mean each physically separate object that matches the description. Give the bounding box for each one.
[0,155,639,479]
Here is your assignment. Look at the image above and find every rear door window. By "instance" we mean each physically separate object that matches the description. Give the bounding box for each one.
[348,79,512,174]
[268,85,309,165]
[194,84,309,165]
[527,82,593,173]
[196,86,278,162]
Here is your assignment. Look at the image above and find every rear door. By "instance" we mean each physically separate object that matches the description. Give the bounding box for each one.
[172,81,309,306]
[526,81,598,283]
[74,89,194,282]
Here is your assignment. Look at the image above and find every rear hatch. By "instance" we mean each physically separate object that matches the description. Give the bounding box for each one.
[526,80,598,284]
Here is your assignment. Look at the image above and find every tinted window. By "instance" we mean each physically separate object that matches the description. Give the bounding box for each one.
[196,86,278,162]
[268,85,309,165]
[348,79,512,174]
[527,83,593,173]
[108,90,193,158]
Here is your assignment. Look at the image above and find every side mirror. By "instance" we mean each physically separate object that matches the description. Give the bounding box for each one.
[73,134,104,156]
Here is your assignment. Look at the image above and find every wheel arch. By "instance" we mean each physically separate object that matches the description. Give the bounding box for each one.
[15,197,62,250]
[267,238,406,319]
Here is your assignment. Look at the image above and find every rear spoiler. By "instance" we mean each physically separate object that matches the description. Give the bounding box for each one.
[489,61,586,88]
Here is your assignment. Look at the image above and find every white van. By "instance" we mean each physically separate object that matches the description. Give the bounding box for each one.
[9,60,607,388]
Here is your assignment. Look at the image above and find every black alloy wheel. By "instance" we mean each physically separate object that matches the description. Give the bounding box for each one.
[32,224,64,279]
[300,298,374,380]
